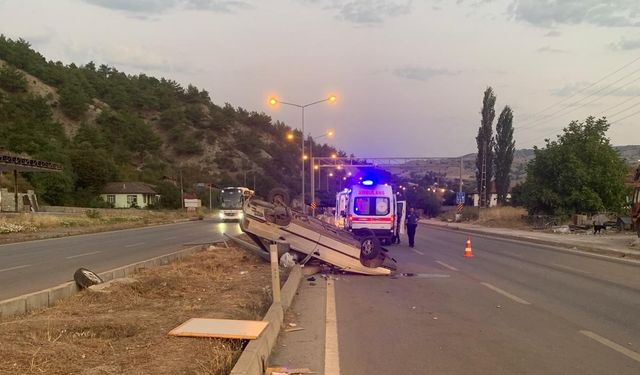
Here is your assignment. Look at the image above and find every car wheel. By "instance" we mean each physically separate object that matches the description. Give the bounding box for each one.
[360,236,381,261]
[73,268,103,289]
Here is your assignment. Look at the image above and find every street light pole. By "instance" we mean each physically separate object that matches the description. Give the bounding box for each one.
[268,95,337,213]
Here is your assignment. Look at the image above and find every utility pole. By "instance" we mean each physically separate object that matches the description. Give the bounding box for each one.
[459,156,463,193]
[180,169,184,210]
[481,141,487,209]
[208,183,212,212]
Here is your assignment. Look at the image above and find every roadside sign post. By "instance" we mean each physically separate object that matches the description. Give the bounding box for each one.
[455,192,465,222]
[269,243,281,306]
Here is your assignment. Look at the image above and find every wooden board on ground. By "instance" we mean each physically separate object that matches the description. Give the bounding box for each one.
[168,318,268,340]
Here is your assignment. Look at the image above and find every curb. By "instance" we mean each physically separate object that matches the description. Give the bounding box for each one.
[230,265,303,375]
[0,244,205,319]
[421,221,640,264]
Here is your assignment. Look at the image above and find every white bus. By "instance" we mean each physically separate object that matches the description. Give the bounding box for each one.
[219,187,254,222]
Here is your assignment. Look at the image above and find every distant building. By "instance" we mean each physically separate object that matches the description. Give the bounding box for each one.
[100,182,159,208]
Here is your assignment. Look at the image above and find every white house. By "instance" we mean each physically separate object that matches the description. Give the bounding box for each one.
[100,182,159,208]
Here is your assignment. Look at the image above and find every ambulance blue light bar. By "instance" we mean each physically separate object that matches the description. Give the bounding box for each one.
[362,179,374,186]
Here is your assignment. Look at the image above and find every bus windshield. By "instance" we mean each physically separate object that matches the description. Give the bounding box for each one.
[221,189,243,209]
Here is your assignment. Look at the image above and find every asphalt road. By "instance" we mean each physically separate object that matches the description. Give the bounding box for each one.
[0,219,242,300]
[273,225,640,374]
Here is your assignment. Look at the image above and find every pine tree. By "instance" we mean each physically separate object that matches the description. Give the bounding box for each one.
[494,106,515,205]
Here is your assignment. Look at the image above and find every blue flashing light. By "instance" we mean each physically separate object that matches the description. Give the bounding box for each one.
[362,179,374,186]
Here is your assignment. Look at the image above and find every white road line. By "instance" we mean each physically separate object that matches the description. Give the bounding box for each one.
[552,263,590,275]
[325,279,340,375]
[580,330,640,363]
[435,261,459,271]
[0,264,31,273]
[481,282,531,305]
[124,242,145,248]
[411,248,425,255]
[65,251,101,259]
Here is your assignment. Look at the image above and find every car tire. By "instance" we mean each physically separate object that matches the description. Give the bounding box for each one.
[267,187,291,206]
[73,267,103,289]
[359,236,381,261]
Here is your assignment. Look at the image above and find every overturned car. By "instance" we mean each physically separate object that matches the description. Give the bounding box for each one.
[239,197,396,276]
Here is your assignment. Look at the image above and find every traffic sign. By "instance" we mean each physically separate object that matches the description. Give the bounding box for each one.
[310,201,317,210]
[456,192,465,204]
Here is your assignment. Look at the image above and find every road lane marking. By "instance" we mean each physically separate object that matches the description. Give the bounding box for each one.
[124,242,145,248]
[0,264,31,273]
[65,251,101,259]
[580,330,640,363]
[435,261,459,271]
[552,263,590,275]
[481,282,531,305]
[325,279,340,375]
[411,248,425,255]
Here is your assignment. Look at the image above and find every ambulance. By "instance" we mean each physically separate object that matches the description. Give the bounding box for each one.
[337,181,397,244]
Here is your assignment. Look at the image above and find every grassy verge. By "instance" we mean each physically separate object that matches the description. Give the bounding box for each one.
[0,246,272,375]
[0,210,208,243]
[439,206,529,228]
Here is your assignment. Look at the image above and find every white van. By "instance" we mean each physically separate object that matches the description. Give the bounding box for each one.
[338,183,396,244]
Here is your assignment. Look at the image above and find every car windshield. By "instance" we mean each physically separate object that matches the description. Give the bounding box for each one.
[221,189,243,209]
[353,197,390,216]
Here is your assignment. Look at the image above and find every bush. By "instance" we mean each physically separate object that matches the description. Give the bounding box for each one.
[0,65,28,92]
[85,209,101,219]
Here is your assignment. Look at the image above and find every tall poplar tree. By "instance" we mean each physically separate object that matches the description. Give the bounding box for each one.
[494,106,515,205]
[475,87,496,207]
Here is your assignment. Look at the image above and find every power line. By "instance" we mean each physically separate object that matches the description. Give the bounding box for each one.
[518,55,640,124]
[594,95,638,116]
[610,108,640,125]
[606,100,640,121]
[518,65,640,131]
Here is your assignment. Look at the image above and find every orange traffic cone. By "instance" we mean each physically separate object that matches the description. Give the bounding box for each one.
[464,237,474,258]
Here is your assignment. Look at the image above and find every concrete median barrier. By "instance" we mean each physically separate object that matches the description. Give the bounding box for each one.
[230,265,303,375]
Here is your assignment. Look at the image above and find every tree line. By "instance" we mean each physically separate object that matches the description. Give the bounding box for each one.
[0,35,340,208]
[475,86,630,217]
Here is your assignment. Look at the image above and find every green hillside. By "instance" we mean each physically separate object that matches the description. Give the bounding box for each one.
[0,35,341,207]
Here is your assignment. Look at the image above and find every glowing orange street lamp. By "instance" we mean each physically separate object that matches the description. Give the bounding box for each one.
[267,94,339,213]
[286,133,294,141]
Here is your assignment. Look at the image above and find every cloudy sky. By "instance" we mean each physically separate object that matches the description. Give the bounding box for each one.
[1,0,639,157]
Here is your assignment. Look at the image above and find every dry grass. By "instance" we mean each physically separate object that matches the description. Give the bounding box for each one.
[476,206,528,228]
[0,247,272,375]
[0,210,204,242]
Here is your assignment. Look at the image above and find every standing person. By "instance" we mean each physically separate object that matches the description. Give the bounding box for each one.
[405,207,419,248]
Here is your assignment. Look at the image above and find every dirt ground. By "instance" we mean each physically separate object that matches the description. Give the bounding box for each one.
[0,247,275,375]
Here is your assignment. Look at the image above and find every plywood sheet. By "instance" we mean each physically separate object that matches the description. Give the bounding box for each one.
[168,318,268,340]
